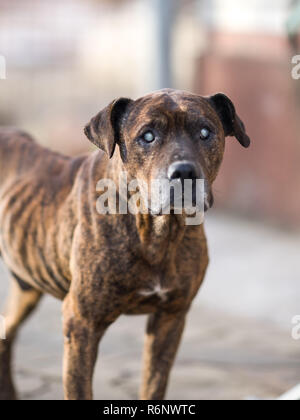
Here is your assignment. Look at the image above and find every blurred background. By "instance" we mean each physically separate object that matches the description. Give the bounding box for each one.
[0,0,300,400]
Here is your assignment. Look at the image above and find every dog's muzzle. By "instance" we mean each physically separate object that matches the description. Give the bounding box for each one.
[167,161,212,212]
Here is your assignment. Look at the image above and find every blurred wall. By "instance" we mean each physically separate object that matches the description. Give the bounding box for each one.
[195,0,300,227]
[0,0,158,154]
[0,0,202,154]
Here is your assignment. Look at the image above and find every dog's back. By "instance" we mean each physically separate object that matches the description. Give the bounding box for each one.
[0,128,75,186]
[0,128,35,182]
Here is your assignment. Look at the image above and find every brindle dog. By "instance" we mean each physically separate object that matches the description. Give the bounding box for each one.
[0,89,250,400]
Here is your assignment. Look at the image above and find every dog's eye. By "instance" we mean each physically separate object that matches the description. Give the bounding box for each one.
[200,127,211,140]
[142,131,155,143]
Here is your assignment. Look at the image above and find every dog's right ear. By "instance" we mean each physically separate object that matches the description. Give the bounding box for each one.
[84,97,132,158]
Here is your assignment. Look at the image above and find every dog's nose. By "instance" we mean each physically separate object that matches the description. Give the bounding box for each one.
[168,162,198,182]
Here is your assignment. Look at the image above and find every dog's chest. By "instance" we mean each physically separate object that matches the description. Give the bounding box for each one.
[138,282,172,302]
[121,260,192,315]
[95,218,208,315]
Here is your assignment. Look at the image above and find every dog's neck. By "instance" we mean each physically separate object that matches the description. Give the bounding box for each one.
[136,213,186,264]
[107,152,187,264]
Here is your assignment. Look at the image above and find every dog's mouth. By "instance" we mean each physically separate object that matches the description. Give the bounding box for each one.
[204,190,214,212]
[169,188,213,212]
[148,178,213,215]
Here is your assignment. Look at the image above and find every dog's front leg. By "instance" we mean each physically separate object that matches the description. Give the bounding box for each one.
[140,310,187,400]
[62,294,112,400]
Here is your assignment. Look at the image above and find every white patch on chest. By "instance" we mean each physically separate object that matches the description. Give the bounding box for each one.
[139,283,172,302]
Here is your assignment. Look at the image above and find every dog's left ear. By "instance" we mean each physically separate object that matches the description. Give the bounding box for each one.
[208,93,250,148]
[84,97,133,158]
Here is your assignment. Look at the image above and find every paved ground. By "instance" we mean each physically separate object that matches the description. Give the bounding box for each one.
[0,212,300,400]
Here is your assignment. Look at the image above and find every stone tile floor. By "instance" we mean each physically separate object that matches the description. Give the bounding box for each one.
[1,212,300,400]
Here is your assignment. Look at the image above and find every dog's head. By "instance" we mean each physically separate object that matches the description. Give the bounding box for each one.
[85,89,250,213]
